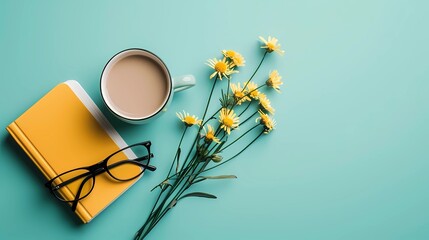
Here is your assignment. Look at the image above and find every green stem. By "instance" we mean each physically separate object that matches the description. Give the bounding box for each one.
[159,131,219,184]
[135,51,270,240]
[180,77,217,173]
[220,124,259,152]
[201,131,264,174]
[241,110,259,126]
[143,154,202,239]
[206,52,268,127]
[143,154,200,237]
[135,191,164,239]
[202,116,217,126]
[167,127,188,177]
[201,77,218,129]
[185,77,217,168]
[172,131,264,180]
[208,133,226,154]
[238,101,252,117]
[170,143,213,208]
[145,148,209,236]
[142,206,170,238]
[226,77,231,101]
[173,157,211,212]
[229,84,266,114]
[137,127,262,239]
[243,51,268,90]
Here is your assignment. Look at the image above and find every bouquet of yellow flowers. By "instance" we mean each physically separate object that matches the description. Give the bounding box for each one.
[134,36,285,239]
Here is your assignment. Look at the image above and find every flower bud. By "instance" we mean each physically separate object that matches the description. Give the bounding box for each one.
[199,149,209,157]
[210,154,223,163]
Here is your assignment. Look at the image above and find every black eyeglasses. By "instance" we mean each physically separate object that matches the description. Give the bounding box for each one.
[45,141,155,212]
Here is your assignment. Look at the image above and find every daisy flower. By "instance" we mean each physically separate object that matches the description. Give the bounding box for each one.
[230,82,251,105]
[203,124,220,143]
[176,111,202,127]
[256,110,276,134]
[266,70,283,93]
[259,36,285,55]
[219,108,240,135]
[246,82,260,100]
[258,93,275,114]
[222,49,238,59]
[231,52,245,67]
[222,50,246,67]
[206,57,237,80]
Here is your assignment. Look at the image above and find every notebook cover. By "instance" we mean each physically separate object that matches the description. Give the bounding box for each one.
[6,80,141,223]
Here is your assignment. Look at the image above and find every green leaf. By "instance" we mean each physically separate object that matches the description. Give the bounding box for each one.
[150,185,159,192]
[192,174,237,184]
[219,89,234,108]
[178,192,217,201]
[168,199,177,209]
[198,175,237,180]
[150,180,171,192]
[190,178,205,184]
[161,180,172,190]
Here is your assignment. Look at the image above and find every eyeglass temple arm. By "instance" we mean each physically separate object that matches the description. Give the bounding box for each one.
[142,163,156,171]
[131,153,156,171]
[133,153,154,161]
[108,160,157,172]
[106,141,151,160]
[71,175,93,212]
[130,153,155,171]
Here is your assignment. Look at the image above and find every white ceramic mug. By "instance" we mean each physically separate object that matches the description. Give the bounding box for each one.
[100,48,195,124]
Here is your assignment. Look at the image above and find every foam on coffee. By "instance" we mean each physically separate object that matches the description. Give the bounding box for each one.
[104,55,170,119]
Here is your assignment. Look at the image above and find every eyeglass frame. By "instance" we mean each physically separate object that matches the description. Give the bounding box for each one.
[45,141,155,212]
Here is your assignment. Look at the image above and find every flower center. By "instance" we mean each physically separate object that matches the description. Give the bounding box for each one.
[206,132,214,140]
[233,59,241,65]
[250,90,259,98]
[184,116,195,125]
[267,43,276,52]
[234,91,245,99]
[215,62,227,73]
[223,117,234,127]
[260,115,269,125]
[225,50,236,58]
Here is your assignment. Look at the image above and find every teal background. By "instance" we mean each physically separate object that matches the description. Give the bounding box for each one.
[1,0,428,239]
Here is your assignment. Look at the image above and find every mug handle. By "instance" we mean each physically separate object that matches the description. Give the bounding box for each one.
[172,75,196,92]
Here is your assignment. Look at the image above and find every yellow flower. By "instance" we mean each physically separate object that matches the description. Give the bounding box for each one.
[246,82,260,99]
[256,110,276,134]
[232,53,245,67]
[222,50,237,59]
[230,82,251,105]
[259,36,285,55]
[222,50,246,67]
[266,70,283,93]
[219,108,239,134]
[203,124,220,143]
[176,111,202,127]
[206,57,237,80]
[258,93,275,114]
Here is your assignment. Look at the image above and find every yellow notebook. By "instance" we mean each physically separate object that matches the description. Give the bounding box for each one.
[6,80,141,223]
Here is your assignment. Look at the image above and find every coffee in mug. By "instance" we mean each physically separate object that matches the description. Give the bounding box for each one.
[100,49,195,124]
